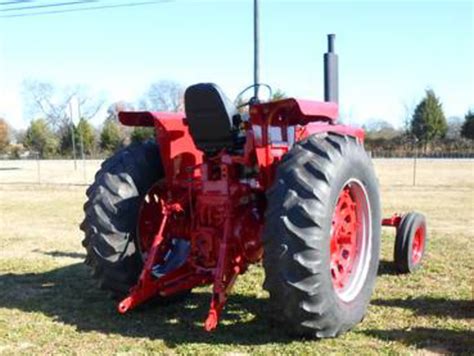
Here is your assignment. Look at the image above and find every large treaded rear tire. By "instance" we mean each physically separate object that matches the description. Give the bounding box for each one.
[80,141,163,298]
[262,132,381,338]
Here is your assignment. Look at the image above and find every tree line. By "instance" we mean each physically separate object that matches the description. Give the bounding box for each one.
[0,80,183,158]
[0,84,473,159]
[364,89,473,156]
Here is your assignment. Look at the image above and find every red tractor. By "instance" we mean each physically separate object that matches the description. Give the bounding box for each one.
[81,33,427,337]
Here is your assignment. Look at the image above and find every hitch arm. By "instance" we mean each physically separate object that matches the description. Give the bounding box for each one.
[204,212,241,331]
[118,210,170,314]
[118,202,208,314]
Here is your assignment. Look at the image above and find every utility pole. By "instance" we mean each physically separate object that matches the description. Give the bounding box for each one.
[36,151,41,184]
[253,0,260,101]
[69,101,77,170]
[77,102,87,183]
[413,136,418,186]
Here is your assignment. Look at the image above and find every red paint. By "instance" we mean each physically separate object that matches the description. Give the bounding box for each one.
[116,97,406,331]
[119,111,203,183]
[250,98,338,125]
[382,214,402,227]
[411,226,425,265]
[119,111,155,127]
[330,186,358,292]
[137,184,165,258]
[305,122,365,142]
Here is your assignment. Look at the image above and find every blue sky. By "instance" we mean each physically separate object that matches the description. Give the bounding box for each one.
[0,0,473,129]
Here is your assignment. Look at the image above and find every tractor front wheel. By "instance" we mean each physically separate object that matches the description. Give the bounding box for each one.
[394,212,427,273]
[263,133,381,338]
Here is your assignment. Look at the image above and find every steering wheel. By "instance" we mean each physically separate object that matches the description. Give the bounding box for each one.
[234,83,273,108]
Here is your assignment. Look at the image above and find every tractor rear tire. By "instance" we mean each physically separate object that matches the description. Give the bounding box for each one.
[394,212,427,273]
[80,141,165,298]
[263,132,381,338]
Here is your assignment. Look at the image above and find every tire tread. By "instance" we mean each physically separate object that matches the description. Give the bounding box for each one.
[80,141,162,297]
[263,133,380,338]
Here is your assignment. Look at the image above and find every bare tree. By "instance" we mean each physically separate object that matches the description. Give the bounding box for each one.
[446,116,463,139]
[364,119,400,140]
[74,86,104,121]
[106,101,135,122]
[139,80,184,112]
[402,99,418,134]
[22,80,67,129]
[22,79,104,130]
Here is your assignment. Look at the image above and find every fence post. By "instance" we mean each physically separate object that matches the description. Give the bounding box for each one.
[413,147,418,186]
[36,152,41,184]
[83,154,87,184]
[69,102,78,170]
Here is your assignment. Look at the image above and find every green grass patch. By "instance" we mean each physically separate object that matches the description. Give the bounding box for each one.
[0,167,473,355]
[0,232,472,355]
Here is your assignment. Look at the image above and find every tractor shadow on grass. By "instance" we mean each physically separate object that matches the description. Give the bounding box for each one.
[364,298,474,353]
[377,259,399,276]
[362,328,474,354]
[2,262,472,349]
[0,262,294,346]
[33,249,87,259]
[371,297,474,320]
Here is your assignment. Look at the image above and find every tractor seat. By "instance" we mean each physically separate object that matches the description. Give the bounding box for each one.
[184,83,237,154]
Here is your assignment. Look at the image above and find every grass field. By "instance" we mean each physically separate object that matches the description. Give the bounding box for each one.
[0,159,473,355]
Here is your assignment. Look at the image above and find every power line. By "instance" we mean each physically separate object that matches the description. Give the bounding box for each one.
[1,1,98,12]
[0,0,172,18]
[0,0,33,5]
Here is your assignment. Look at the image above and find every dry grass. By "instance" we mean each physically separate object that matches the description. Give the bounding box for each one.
[0,159,101,185]
[0,159,473,355]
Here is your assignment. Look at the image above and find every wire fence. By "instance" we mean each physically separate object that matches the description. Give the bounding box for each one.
[369,151,474,159]
[0,159,102,186]
[1,156,473,188]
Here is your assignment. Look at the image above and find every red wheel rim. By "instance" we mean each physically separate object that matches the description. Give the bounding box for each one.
[411,226,425,265]
[330,179,372,302]
[137,184,168,262]
[330,187,357,291]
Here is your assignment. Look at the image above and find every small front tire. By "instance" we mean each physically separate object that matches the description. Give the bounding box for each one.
[394,212,427,273]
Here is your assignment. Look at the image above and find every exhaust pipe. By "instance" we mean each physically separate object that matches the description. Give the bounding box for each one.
[324,34,339,103]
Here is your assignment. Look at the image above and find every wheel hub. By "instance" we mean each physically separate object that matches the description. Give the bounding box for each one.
[137,184,188,270]
[137,185,166,261]
[330,187,358,291]
[330,180,372,302]
[411,226,425,265]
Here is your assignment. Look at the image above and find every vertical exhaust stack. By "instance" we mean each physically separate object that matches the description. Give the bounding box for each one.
[324,34,339,103]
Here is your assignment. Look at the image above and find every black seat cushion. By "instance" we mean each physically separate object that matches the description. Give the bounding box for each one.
[184,83,237,153]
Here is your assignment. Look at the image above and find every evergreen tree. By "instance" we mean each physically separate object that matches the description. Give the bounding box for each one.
[271,89,287,101]
[100,118,122,153]
[0,118,9,153]
[58,123,74,156]
[76,118,96,154]
[410,89,448,145]
[461,110,474,140]
[130,127,155,144]
[24,119,59,158]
